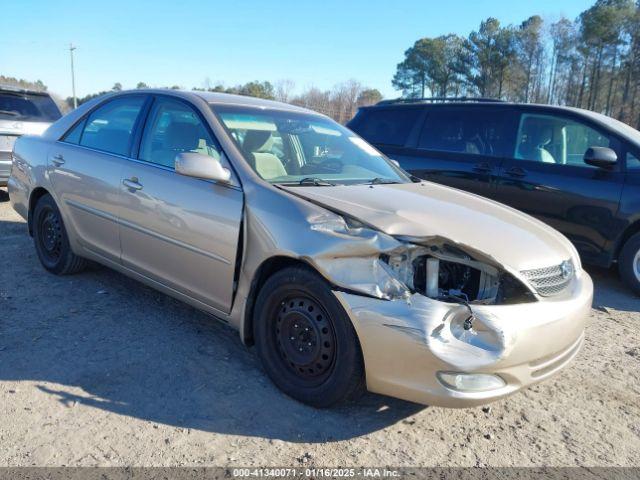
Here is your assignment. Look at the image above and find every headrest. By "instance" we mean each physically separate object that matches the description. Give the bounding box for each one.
[164,122,200,151]
[242,130,273,153]
[522,118,553,146]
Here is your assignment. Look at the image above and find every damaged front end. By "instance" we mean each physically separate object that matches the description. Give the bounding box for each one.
[380,240,536,306]
[304,212,592,407]
[308,212,535,307]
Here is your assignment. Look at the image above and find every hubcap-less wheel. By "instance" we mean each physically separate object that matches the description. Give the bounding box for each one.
[253,266,365,407]
[38,207,63,264]
[275,296,336,383]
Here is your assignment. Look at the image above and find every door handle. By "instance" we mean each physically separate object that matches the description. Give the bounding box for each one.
[472,162,492,173]
[123,178,143,191]
[506,166,527,177]
[51,154,65,166]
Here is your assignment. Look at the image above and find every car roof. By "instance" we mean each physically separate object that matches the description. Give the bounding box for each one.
[356,99,640,149]
[0,85,53,97]
[361,99,622,122]
[121,88,318,115]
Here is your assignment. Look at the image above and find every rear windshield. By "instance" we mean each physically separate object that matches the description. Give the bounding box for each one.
[348,107,421,146]
[0,91,62,122]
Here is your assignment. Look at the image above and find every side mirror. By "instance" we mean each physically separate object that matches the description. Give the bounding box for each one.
[175,152,231,183]
[390,159,400,168]
[584,147,617,169]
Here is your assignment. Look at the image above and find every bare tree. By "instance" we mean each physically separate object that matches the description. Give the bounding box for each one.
[274,79,296,103]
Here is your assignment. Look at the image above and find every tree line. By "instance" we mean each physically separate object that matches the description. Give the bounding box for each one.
[392,0,640,126]
[62,79,382,124]
[7,0,640,127]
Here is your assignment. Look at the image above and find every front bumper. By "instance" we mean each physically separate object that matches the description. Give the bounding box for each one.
[334,272,593,407]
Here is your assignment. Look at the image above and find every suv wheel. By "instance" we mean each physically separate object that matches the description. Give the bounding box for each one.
[253,266,365,407]
[619,232,640,295]
[33,194,87,275]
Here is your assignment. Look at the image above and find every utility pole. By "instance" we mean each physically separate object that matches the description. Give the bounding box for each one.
[69,43,77,109]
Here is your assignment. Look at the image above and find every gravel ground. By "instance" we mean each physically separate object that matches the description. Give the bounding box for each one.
[0,187,638,468]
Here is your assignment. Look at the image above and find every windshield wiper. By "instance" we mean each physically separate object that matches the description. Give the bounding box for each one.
[297,177,336,186]
[0,110,19,117]
[367,177,401,185]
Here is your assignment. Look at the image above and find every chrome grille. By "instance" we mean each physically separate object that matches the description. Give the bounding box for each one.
[521,260,574,297]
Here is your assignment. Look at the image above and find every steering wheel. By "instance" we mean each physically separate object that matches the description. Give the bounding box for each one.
[317,158,343,173]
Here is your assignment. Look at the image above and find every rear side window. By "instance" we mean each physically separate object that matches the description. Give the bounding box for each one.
[0,91,61,122]
[350,108,420,146]
[418,108,512,157]
[79,97,145,156]
[63,119,85,144]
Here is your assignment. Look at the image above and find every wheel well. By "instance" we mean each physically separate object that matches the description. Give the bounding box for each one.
[242,256,317,346]
[27,187,50,236]
[615,220,640,260]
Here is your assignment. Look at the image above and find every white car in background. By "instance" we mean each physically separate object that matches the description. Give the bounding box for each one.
[0,86,61,186]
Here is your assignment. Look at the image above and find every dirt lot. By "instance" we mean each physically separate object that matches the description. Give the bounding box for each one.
[0,187,638,468]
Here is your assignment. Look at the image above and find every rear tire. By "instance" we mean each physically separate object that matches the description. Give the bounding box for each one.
[619,232,640,296]
[253,266,365,407]
[32,193,87,275]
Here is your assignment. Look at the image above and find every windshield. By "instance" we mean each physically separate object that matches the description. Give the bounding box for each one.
[0,91,62,122]
[212,105,410,185]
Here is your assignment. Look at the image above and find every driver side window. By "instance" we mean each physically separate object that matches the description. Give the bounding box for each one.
[514,113,612,169]
[139,98,221,168]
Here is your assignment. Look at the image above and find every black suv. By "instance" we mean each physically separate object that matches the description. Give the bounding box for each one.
[348,98,640,294]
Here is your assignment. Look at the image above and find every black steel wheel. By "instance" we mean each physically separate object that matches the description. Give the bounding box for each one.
[32,194,87,275]
[274,295,336,384]
[37,206,64,266]
[254,266,365,407]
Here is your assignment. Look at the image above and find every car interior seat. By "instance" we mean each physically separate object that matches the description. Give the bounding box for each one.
[242,130,287,179]
[152,121,202,167]
[517,119,556,163]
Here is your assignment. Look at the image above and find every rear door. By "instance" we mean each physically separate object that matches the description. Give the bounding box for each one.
[493,108,625,264]
[402,105,518,199]
[48,95,148,263]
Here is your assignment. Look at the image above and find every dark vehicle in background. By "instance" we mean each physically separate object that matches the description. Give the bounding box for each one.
[348,98,640,294]
[0,86,62,186]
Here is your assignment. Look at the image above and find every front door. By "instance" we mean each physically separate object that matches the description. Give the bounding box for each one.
[118,96,243,313]
[494,110,625,264]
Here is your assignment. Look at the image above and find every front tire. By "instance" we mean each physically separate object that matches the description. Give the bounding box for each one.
[253,266,365,407]
[619,232,640,296]
[32,194,87,275]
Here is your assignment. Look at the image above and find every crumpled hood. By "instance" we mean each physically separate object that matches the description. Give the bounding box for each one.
[284,182,576,272]
[0,119,51,136]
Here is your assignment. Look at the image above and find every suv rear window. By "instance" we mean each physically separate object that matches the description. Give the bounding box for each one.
[0,91,62,122]
[349,108,420,146]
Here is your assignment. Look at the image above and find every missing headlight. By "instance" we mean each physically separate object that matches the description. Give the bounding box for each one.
[382,244,535,305]
[411,253,498,303]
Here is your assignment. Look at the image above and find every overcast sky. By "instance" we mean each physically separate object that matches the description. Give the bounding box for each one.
[4,0,594,99]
